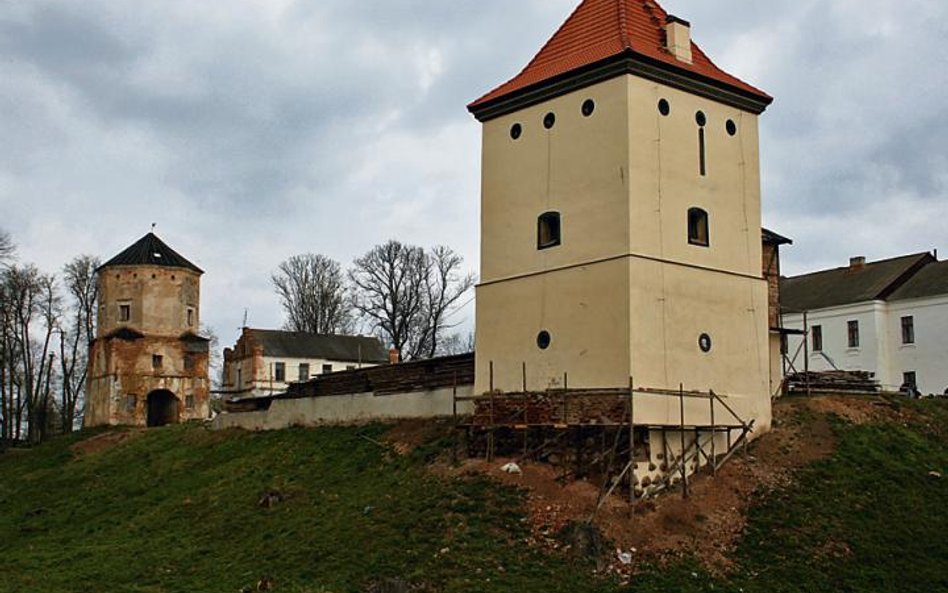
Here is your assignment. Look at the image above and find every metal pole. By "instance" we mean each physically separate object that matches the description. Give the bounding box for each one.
[522,362,528,455]
[563,372,569,425]
[709,389,716,476]
[679,383,689,499]
[452,371,458,465]
[629,376,635,506]
[488,361,495,462]
[803,311,810,397]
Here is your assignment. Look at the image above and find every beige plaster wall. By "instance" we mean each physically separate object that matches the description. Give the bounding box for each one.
[212,385,475,431]
[475,73,771,432]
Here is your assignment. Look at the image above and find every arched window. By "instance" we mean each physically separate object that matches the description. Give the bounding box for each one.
[537,212,562,249]
[688,208,709,247]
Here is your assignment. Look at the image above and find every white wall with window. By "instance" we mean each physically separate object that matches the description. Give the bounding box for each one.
[887,294,948,395]
[228,355,371,397]
[783,297,948,395]
[783,302,893,388]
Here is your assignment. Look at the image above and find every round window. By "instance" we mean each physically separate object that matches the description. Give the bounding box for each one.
[537,331,552,350]
[698,333,713,353]
[581,99,596,117]
[726,119,737,136]
[695,111,707,127]
[543,112,556,129]
[510,123,523,140]
[658,99,670,116]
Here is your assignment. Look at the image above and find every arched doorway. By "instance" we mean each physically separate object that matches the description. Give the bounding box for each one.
[146,390,179,427]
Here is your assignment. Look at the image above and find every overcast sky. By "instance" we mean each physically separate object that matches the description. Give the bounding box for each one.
[1,0,946,346]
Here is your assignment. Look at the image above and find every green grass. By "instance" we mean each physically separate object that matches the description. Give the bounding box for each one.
[0,424,611,593]
[627,399,948,593]
[1,400,946,593]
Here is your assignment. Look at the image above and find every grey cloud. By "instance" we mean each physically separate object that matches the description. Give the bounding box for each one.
[1,0,946,342]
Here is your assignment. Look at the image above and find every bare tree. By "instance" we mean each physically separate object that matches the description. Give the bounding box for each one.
[0,231,13,266]
[271,254,352,334]
[58,255,99,432]
[439,330,475,356]
[349,241,475,361]
[0,265,60,444]
[200,323,222,390]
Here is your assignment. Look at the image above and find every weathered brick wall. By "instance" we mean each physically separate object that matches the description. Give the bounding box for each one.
[762,242,781,328]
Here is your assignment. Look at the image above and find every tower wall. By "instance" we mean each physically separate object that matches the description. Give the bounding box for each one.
[85,261,209,427]
[474,73,771,430]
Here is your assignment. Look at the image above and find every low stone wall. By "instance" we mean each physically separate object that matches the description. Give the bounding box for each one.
[211,385,475,431]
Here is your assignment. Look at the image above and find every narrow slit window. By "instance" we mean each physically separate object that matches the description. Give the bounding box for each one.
[812,325,823,352]
[537,212,562,249]
[696,110,707,176]
[119,303,131,322]
[687,208,709,247]
[698,128,706,175]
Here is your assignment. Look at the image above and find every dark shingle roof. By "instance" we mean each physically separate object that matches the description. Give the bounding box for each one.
[888,260,948,301]
[100,233,203,273]
[780,253,933,313]
[249,329,388,363]
[762,228,792,246]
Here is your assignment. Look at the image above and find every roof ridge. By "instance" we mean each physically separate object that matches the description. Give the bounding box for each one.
[468,0,772,117]
[617,0,630,49]
[784,252,932,281]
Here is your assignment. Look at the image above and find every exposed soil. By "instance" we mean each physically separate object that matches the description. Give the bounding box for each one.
[433,394,908,579]
[383,418,454,455]
[70,429,144,457]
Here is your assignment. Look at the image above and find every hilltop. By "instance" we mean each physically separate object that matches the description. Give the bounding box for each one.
[1,395,946,593]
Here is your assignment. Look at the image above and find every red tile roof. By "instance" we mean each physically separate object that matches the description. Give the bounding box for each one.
[469,0,771,110]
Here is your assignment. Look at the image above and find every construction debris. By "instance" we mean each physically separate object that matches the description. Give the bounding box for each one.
[785,371,879,394]
[500,462,523,475]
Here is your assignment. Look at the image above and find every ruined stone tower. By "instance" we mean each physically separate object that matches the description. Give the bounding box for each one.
[84,233,210,427]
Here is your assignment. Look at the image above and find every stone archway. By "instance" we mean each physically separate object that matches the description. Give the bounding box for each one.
[146,390,179,427]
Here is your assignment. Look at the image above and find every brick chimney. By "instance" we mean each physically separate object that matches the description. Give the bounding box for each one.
[388,348,400,364]
[665,15,693,64]
[850,256,867,270]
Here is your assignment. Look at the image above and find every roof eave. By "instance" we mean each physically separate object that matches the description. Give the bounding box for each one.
[468,50,772,123]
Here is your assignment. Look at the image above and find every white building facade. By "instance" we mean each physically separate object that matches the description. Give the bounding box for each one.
[221,329,390,399]
[782,255,948,395]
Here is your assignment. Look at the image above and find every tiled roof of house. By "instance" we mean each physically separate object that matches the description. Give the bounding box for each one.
[100,232,203,274]
[246,329,389,364]
[780,253,934,313]
[469,0,771,113]
[888,259,948,301]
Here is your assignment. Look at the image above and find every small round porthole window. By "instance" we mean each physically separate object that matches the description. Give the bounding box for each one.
[695,111,707,127]
[726,119,737,136]
[698,333,713,353]
[510,123,522,140]
[581,99,596,117]
[658,98,670,116]
[543,112,556,129]
[537,330,552,350]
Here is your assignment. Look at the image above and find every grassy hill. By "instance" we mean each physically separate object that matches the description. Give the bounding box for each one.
[1,397,946,593]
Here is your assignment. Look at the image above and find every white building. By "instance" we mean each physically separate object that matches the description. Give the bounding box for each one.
[781,253,948,394]
[221,328,390,399]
